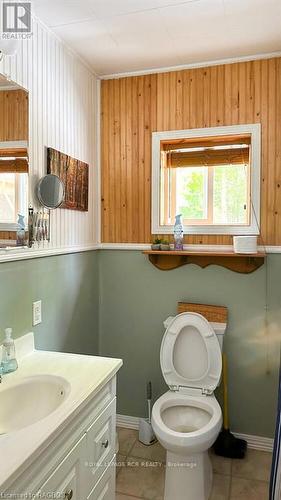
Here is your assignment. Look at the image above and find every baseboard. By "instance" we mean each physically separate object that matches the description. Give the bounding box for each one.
[116,414,274,452]
[233,432,273,452]
[117,414,140,430]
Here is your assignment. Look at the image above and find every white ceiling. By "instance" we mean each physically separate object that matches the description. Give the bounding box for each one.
[32,0,281,76]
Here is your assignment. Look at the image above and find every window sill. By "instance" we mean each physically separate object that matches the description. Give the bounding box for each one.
[153,224,259,235]
[143,249,265,273]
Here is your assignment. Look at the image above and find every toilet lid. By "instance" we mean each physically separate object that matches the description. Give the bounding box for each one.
[160,312,222,393]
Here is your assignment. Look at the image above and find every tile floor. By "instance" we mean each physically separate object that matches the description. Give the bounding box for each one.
[115,427,272,500]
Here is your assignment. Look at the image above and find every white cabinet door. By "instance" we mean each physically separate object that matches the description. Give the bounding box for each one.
[87,458,115,500]
[37,434,88,500]
[86,398,116,491]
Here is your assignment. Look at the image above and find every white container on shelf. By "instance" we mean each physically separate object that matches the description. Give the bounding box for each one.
[233,235,258,254]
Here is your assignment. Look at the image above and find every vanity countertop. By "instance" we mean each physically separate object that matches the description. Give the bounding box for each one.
[0,333,122,491]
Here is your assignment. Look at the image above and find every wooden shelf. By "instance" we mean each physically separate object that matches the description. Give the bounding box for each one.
[143,250,265,273]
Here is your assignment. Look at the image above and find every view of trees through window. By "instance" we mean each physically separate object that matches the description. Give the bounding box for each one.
[0,173,28,225]
[213,165,248,224]
[176,165,248,225]
[176,167,207,220]
[0,173,16,224]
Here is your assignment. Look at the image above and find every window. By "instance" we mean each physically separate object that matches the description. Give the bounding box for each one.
[0,173,28,225]
[152,124,261,235]
[0,144,29,231]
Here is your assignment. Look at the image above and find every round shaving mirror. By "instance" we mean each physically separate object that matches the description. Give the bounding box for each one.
[37,174,65,209]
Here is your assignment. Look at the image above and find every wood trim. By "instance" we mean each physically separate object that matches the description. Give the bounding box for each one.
[177,302,228,323]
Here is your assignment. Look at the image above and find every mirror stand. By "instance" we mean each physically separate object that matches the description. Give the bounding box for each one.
[28,207,50,248]
[28,174,65,248]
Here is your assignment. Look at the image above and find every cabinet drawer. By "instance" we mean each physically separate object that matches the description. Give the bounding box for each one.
[87,458,115,500]
[86,398,116,489]
[37,434,87,500]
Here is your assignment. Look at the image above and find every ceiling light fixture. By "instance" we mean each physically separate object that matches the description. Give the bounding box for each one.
[0,38,19,61]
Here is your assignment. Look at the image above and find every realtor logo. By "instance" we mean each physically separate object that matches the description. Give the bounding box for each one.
[2,2,31,33]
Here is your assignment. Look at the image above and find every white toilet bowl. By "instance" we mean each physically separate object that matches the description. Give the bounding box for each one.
[151,312,226,500]
[152,390,222,455]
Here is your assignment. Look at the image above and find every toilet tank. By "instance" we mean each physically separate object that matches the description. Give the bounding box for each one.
[210,322,227,351]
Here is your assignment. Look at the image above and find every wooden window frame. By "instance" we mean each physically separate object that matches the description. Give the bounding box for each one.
[152,124,261,235]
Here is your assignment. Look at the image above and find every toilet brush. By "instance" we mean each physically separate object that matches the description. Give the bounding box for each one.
[214,353,247,459]
[147,381,152,423]
[139,381,156,446]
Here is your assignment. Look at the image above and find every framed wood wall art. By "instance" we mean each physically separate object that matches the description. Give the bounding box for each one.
[47,147,89,211]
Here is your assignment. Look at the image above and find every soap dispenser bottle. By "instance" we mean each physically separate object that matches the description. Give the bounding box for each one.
[1,328,18,373]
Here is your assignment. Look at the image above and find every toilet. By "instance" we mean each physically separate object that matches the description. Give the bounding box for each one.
[151,312,226,500]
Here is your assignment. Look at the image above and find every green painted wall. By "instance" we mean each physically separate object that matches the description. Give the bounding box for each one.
[1,249,279,438]
[99,250,281,438]
[0,251,99,355]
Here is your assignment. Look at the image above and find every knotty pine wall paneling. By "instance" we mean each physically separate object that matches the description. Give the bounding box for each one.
[0,90,28,141]
[101,58,281,246]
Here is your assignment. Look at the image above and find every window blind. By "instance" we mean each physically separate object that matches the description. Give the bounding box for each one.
[167,145,250,168]
[0,148,28,173]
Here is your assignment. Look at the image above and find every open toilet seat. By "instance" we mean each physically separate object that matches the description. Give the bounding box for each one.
[160,312,222,395]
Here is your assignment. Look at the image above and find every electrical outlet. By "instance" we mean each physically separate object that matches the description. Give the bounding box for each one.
[33,300,42,326]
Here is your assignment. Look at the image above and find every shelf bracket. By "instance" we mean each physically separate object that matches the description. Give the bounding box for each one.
[144,251,265,273]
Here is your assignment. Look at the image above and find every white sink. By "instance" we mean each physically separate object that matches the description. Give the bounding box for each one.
[0,375,70,435]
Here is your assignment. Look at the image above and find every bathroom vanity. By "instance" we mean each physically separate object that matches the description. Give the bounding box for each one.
[0,333,122,499]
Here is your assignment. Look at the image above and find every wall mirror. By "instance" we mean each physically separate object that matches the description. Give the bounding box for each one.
[37,174,64,209]
[0,74,29,248]
[152,124,261,236]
